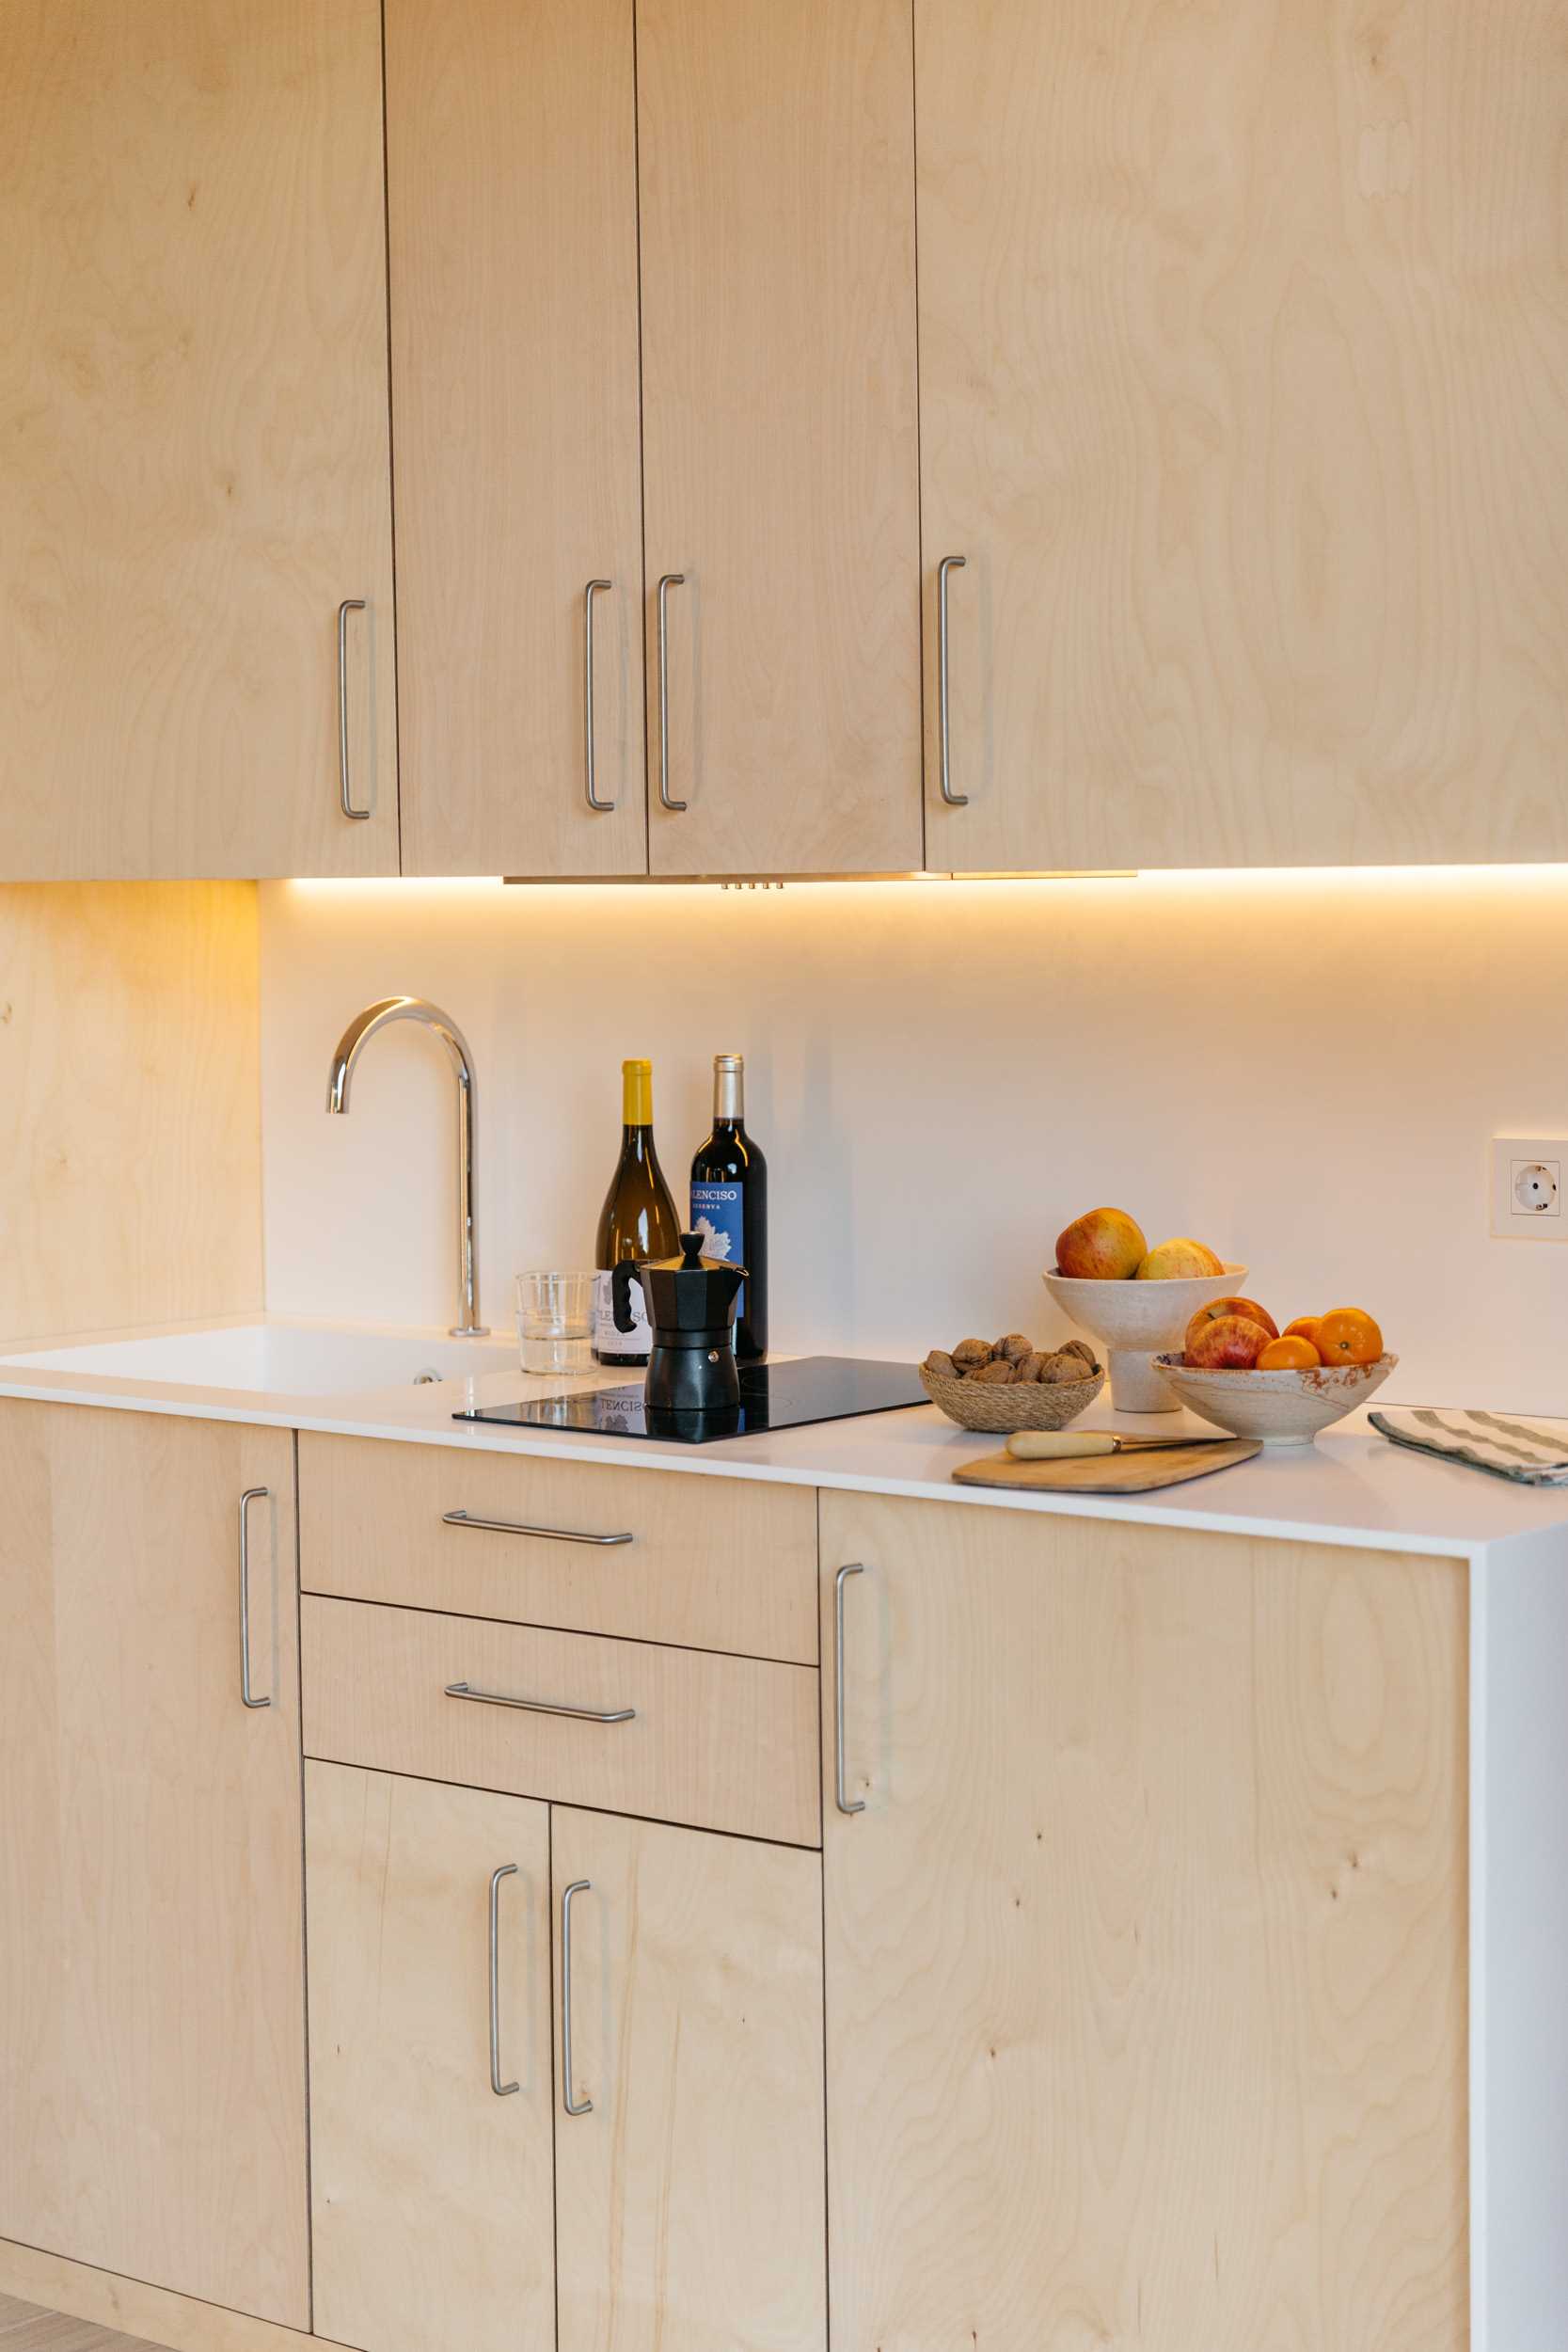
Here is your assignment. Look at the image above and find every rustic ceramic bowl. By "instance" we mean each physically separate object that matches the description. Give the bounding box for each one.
[1042,1263,1249,1412]
[1148,1351,1397,1445]
[919,1361,1104,1436]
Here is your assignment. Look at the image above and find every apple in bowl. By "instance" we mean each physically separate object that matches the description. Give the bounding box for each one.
[1184,1297,1278,1355]
[1184,1312,1275,1370]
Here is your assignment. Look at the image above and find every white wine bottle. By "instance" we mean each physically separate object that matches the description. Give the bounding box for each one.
[593,1058,680,1366]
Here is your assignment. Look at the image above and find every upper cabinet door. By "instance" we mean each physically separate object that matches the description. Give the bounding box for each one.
[639,0,923,877]
[388,0,646,878]
[919,0,1568,871]
[0,3,397,880]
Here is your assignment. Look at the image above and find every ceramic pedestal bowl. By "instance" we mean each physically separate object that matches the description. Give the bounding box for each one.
[1150,1351,1398,1445]
[1042,1263,1249,1412]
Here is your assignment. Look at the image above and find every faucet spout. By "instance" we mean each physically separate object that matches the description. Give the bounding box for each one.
[325,996,489,1337]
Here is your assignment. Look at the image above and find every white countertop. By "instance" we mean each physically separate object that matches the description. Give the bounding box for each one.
[1,1314,1565,1565]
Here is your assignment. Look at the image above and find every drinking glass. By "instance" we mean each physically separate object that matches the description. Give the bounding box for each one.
[515,1271,594,1376]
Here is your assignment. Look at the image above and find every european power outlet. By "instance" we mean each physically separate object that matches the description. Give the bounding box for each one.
[1490,1137,1567,1239]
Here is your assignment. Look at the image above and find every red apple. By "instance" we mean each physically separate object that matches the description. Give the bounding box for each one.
[1186,1313,1274,1370]
[1054,1207,1147,1280]
[1183,1296,1277,1356]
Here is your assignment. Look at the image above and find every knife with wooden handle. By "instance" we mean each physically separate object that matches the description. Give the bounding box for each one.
[1006,1429,1234,1460]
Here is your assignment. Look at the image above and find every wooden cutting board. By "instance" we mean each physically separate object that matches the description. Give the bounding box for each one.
[953,1438,1262,1495]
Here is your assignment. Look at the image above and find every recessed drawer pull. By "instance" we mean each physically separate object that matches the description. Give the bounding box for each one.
[442,1508,634,1548]
[445,1678,636,1724]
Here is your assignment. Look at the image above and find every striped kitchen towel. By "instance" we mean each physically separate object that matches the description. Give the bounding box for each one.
[1370,1406,1568,1485]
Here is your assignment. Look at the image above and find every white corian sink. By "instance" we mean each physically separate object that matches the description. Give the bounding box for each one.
[0,1319,520,1398]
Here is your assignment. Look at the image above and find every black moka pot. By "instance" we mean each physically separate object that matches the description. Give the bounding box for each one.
[611,1232,748,1411]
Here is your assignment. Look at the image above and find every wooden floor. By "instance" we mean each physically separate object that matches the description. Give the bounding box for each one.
[0,2296,172,2352]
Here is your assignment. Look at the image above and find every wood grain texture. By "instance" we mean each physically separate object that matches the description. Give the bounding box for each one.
[298,1433,818,1662]
[388,0,646,877]
[0,1,396,879]
[820,1493,1468,2349]
[302,1595,821,1847]
[640,0,923,877]
[0,883,261,1342]
[306,1763,554,2352]
[952,1437,1261,1491]
[919,0,1568,870]
[0,1404,309,2327]
[552,1809,826,2352]
[0,2250,348,2352]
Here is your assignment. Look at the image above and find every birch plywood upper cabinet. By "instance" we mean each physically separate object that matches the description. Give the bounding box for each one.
[0,1,398,880]
[640,0,923,877]
[919,0,1568,871]
[387,0,646,878]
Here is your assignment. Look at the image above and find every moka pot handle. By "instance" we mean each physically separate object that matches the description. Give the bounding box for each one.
[610,1258,643,1336]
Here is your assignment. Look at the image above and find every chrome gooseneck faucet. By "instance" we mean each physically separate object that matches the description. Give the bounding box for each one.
[325,996,489,1337]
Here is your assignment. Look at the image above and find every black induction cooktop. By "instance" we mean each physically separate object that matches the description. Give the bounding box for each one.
[453,1355,925,1445]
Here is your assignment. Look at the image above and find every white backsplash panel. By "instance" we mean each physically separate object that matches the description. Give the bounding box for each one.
[259,868,1568,1410]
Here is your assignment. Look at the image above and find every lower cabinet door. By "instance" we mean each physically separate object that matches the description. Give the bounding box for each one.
[552,1808,828,2352]
[305,1763,554,2352]
[821,1493,1469,2352]
[0,1404,308,2325]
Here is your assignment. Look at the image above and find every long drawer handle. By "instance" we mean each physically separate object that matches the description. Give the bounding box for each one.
[446,1679,636,1725]
[239,1486,272,1710]
[834,1562,865,1815]
[442,1508,633,1548]
[488,1865,520,2097]
[561,1879,593,2116]
[337,598,371,819]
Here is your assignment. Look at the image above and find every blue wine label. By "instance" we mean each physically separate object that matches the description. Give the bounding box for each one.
[690,1182,745,1317]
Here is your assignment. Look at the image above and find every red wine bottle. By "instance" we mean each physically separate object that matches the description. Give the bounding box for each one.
[689,1053,768,1359]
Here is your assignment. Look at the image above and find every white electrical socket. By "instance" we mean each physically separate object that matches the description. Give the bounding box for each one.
[1490,1137,1566,1238]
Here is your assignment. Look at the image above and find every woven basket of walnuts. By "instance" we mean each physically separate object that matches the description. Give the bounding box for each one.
[920,1334,1104,1434]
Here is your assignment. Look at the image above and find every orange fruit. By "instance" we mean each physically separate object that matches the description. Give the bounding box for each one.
[1258,1334,1322,1372]
[1316,1308,1383,1367]
[1282,1315,1323,1354]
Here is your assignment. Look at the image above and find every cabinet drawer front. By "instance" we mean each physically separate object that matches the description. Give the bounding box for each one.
[299,1434,817,1663]
[301,1597,820,1848]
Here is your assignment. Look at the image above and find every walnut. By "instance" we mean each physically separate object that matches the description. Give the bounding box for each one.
[969,1357,1018,1384]
[951,1337,993,1369]
[998,1332,1034,1364]
[923,1350,958,1381]
[1041,1352,1091,1384]
[1058,1338,1098,1368]
[1017,1352,1047,1383]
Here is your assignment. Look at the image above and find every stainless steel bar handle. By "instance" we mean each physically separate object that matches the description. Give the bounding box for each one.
[488,1865,520,2096]
[445,1679,636,1725]
[337,599,371,819]
[442,1508,633,1548]
[656,572,689,811]
[834,1563,865,1814]
[583,580,615,812]
[561,1878,593,2115]
[239,1486,271,1709]
[937,555,969,808]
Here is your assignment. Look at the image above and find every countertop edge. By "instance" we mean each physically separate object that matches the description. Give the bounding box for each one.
[0,1360,1560,1565]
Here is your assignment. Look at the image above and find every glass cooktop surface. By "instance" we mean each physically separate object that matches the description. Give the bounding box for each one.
[453,1355,925,1445]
